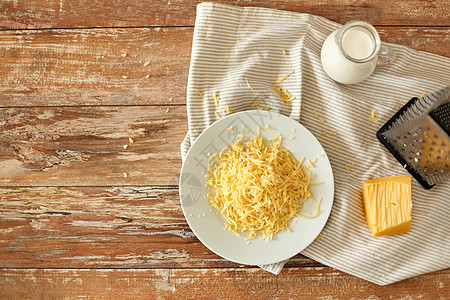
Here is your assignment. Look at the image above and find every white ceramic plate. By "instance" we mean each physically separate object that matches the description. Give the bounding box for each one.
[179,110,334,265]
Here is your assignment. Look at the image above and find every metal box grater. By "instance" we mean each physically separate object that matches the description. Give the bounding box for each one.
[377,86,450,189]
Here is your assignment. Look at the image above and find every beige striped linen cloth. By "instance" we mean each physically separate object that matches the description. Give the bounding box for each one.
[180,2,450,285]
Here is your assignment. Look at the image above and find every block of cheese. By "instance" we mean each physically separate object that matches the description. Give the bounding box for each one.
[362,175,412,237]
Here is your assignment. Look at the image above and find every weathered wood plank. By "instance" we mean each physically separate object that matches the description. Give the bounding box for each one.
[0,268,448,299]
[1,0,449,29]
[0,27,192,107]
[0,26,448,108]
[0,186,316,268]
[0,106,186,186]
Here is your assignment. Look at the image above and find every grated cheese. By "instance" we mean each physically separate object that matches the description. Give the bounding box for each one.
[246,78,254,90]
[213,91,220,107]
[282,49,287,55]
[250,102,261,107]
[315,233,326,241]
[194,89,204,98]
[215,111,221,119]
[271,84,295,105]
[344,164,351,173]
[368,110,379,122]
[206,131,314,240]
[419,91,426,98]
[224,106,236,114]
[313,110,325,123]
[297,198,323,219]
[274,70,295,82]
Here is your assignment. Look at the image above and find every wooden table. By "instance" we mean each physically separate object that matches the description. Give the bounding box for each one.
[0,1,449,298]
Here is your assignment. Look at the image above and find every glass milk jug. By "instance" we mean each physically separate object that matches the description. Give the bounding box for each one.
[321,20,395,85]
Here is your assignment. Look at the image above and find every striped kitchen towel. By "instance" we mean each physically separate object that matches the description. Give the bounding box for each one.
[180,2,450,285]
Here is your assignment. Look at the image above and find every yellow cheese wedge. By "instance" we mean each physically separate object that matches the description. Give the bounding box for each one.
[362,175,412,237]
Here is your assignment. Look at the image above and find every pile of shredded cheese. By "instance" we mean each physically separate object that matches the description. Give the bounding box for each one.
[206,132,315,240]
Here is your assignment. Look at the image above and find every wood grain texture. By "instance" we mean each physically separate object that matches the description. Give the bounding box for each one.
[0,27,191,107]
[0,186,317,269]
[0,268,449,299]
[0,27,448,108]
[0,0,449,29]
[1,0,449,296]
[0,106,186,186]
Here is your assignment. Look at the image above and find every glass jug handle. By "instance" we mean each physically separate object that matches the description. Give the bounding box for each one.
[377,44,395,65]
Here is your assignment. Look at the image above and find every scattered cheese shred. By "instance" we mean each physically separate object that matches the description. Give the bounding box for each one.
[143,61,150,67]
[129,137,134,143]
[297,198,323,219]
[313,110,325,123]
[213,91,220,107]
[123,172,128,178]
[274,70,295,82]
[246,78,254,90]
[315,233,326,241]
[369,110,379,122]
[292,128,296,133]
[122,75,128,79]
[289,136,295,140]
[169,97,173,102]
[224,105,236,114]
[194,89,204,98]
[144,74,150,79]
[250,102,261,108]
[321,129,326,136]
[226,127,235,133]
[206,132,314,240]
[123,145,128,150]
[271,84,295,105]
[345,164,351,173]
[215,111,221,119]
[282,49,287,55]
[419,91,426,98]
